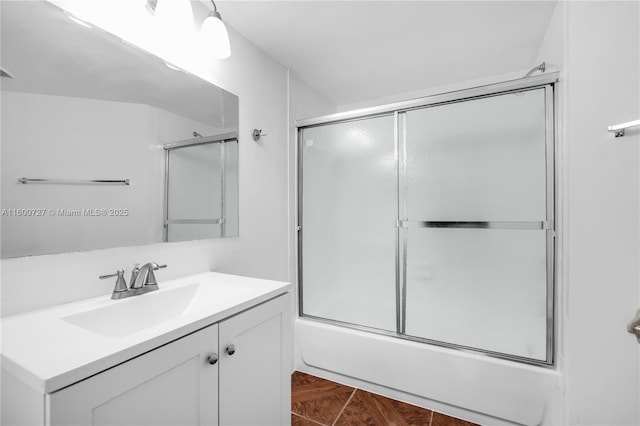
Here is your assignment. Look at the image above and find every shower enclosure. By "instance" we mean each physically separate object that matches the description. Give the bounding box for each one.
[164,134,239,241]
[297,76,556,366]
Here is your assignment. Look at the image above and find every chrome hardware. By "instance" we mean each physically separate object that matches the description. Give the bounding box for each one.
[226,344,236,356]
[164,219,223,225]
[18,177,129,185]
[99,270,128,299]
[131,262,167,291]
[523,62,546,78]
[101,263,167,300]
[145,0,158,15]
[627,309,640,342]
[251,128,267,141]
[397,220,549,230]
[129,263,140,287]
[207,353,219,365]
[608,119,640,137]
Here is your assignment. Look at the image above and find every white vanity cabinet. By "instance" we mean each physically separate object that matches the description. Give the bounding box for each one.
[218,294,292,426]
[3,287,292,426]
[48,324,220,425]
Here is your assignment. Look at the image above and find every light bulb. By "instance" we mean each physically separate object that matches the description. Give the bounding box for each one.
[201,14,231,59]
[154,0,194,37]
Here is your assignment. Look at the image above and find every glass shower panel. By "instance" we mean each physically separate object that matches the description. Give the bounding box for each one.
[405,89,546,221]
[404,228,548,360]
[167,223,220,241]
[167,142,222,241]
[300,115,396,332]
[224,140,239,236]
[403,88,549,361]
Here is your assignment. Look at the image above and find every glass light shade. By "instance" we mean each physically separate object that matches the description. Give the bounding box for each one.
[201,15,231,59]
[151,0,195,64]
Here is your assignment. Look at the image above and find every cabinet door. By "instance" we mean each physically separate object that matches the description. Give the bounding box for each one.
[47,324,219,426]
[219,294,292,426]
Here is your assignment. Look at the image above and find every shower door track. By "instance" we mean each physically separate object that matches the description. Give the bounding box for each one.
[296,72,558,367]
[296,73,558,128]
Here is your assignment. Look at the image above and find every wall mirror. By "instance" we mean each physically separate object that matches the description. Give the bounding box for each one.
[0,1,239,259]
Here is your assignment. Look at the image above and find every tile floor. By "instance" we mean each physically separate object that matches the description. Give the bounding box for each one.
[291,371,479,426]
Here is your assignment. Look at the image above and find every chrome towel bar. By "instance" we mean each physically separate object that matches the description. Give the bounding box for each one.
[164,219,224,225]
[18,178,130,185]
[608,119,640,137]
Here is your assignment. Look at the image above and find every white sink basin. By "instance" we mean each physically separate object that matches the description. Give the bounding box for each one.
[62,283,201,338]
[1,272,291,393]
[61,279,257,338]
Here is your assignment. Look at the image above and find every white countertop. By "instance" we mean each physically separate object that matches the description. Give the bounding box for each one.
[1,272,291,393]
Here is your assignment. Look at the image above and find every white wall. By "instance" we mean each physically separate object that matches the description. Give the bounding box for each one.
[562,2,639,425]
[336,69,538,113]
[1,15,290,316]
[527,1,640,424]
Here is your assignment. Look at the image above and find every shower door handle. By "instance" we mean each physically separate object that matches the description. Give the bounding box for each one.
[628,309,640,342]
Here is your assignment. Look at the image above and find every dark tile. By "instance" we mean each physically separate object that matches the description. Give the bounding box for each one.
[291,413,324,426]
[291,372,355,425]
[334,389,432,426]
[431,412,479,426]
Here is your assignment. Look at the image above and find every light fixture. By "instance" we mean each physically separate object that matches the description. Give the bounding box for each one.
[153,0,194,37]
[200,0,231,59]
[144,0,230,59]
[145,0,158,15]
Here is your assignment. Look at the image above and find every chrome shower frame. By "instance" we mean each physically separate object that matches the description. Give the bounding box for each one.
[296,72,559,367]
[163,132,238,241]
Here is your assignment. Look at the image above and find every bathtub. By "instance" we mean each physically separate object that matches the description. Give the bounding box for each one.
[295,318,560,426]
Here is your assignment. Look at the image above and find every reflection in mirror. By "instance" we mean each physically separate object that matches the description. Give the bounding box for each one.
[165,134,239,241]
[0,1,239,259]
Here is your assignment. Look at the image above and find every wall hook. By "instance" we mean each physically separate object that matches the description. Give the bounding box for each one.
[252,129,267,141]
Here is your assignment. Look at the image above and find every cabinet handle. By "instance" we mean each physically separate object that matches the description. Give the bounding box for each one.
[207,353,218,365]
[226,344,236,356]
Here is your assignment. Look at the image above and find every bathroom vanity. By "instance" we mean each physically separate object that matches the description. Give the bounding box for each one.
[1,272,292,425]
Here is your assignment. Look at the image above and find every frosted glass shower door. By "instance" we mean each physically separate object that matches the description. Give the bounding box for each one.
[300,116,396,331]
[166,142,223,241]
[402,88,552,362]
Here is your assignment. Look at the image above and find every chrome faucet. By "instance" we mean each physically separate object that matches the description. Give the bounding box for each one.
[132,262,164,290]
[100,262,167,300]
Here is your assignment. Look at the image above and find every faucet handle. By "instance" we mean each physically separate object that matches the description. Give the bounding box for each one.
[99,270,128,293]
[129,263,140,286]
[144,264,167,287]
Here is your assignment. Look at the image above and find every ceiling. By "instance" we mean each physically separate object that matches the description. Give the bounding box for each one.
[218,1,558,106]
